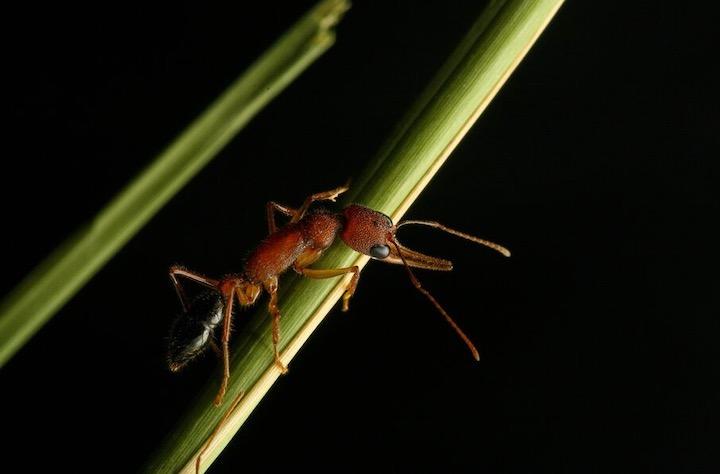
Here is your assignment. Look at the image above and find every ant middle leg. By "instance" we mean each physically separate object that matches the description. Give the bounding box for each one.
[263,276,288,374]
[297,266,361,312]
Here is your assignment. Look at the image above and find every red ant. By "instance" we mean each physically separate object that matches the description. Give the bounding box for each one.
[167,184,510,406]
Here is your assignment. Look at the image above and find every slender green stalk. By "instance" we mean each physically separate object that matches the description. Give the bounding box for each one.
[147,1,564,472]
[0,0,350,367]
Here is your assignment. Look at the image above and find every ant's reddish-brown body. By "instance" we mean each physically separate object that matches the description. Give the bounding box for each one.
[168,185,510,406]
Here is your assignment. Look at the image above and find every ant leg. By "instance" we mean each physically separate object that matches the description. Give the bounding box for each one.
[290,184,350,224]
[169,265,219,312]
[266,184,349,231]
[196,391,245,474]
[209,339,222,359]
[297,266,360,312]
[213,278,241,406]
[263,276,288,373]
[266,201,296,234]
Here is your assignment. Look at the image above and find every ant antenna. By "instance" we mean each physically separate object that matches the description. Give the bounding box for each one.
[396,220,511,257]
[388,236,481,361]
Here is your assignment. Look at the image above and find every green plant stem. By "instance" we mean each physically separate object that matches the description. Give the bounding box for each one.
[0,0,350,368]
[146,1,564,472]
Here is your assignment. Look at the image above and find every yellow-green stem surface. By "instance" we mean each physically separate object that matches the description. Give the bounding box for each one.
[146,1,564,472]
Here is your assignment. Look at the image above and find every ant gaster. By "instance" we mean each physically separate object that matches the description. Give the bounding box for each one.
[167,185,510,406]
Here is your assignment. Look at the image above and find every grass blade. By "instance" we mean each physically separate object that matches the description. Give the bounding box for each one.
[146,1,565,472]
[0,0,350,367]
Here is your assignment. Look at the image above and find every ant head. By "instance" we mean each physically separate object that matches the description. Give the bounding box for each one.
[340,204,458,269]
[340,204,462,269]
[167,291,223,372]
[341,204,510,268]
[340,204,396,259]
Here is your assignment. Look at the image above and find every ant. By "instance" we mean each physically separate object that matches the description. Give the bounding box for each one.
[167,184,510,406]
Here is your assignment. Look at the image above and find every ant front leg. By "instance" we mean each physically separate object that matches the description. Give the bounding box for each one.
[266,184,348,233]
[290,184,350,224]
[263,276,288,374]
[266,201,296,234]
[296,265,361,312]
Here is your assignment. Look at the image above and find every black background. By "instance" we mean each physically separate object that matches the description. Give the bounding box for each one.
[1,1,718,472]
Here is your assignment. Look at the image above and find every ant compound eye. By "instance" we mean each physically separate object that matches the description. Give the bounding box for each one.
[369,244,390,259]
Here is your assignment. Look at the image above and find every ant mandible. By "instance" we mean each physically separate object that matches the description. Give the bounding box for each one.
[167,184,510,406]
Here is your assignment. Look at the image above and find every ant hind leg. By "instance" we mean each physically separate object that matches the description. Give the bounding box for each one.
[196,390,245,474]
[168,265,219,312]
[213,277,244,407]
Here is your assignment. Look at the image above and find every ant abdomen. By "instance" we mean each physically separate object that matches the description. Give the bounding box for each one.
[168,290,224,372]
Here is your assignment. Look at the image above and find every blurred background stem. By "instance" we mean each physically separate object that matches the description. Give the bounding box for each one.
[0,0,349,367]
